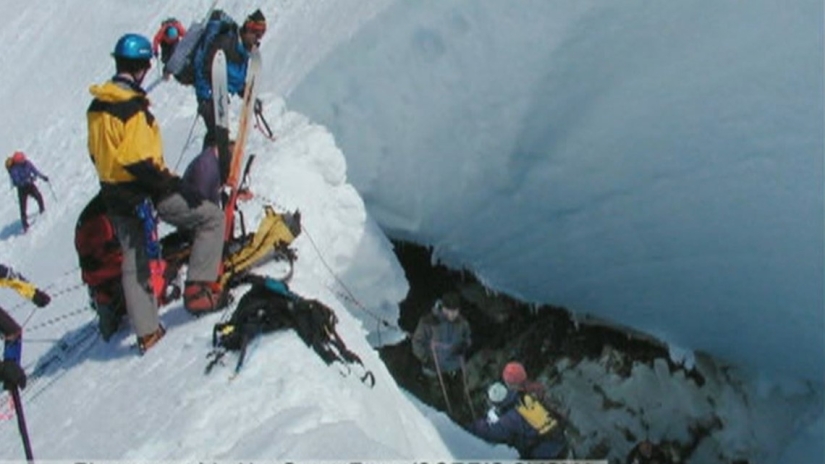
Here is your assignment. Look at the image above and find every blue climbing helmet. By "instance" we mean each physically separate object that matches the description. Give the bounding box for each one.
[165,26,179,40]
[112,33,153,60]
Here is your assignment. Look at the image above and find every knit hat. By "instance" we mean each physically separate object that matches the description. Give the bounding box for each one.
[502,361,527,385]
[11,151,25,164]
[244,9,267,34]
[440,292,461,311]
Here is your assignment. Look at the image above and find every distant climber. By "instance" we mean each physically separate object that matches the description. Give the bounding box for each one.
[152,18,186,66]
[5,151,48,232]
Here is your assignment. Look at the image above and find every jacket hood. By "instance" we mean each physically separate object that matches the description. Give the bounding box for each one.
[89,78,145,103]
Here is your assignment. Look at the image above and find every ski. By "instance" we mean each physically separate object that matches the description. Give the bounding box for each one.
[211,49,230,173]
[223,47,262,243]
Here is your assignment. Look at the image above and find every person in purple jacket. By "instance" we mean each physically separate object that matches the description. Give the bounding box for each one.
[183,143,225,207]
[5,152,48,232]
[183,140,251,209]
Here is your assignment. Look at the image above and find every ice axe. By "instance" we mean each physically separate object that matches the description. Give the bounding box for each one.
[44,179,57,203]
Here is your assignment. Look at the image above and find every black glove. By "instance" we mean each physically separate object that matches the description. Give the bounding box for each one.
[41,175,49,182]
[32,289,51,308]
[0,361,26,390]
[254,97,263,114]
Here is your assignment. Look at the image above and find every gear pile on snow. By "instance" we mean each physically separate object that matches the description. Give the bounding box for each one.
[206,274,374,386]
[74,193,301,340]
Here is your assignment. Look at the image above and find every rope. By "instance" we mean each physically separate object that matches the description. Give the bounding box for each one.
[173,112,201,172]
[24,307,92,333]
[22,323,100,404]
[300,218,402,348]
[250,193,403,342]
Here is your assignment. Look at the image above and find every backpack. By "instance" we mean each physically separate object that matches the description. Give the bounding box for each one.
[208,274,374,386]
[166,10,237,85]
[74,193,126,340]
[74,193,187,340]
[516,393,560,436]
[75,193,122,290]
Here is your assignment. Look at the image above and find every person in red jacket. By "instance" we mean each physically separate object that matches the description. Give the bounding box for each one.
[152,18,186,66]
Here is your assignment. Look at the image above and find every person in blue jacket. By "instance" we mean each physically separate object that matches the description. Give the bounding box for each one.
[192,9,266,182]
[5,152,48,232]
[469,381,568,460]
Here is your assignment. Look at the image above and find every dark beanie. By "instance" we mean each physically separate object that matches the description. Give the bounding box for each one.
[441,292,461,310]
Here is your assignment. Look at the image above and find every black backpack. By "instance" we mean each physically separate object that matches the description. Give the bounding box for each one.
[207,274,375,386]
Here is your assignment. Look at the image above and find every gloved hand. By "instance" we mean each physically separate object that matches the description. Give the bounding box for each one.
[41,175,49,182]
[32,289,51,307]
[0,361,27,390]
[254,97,263,114]
[3,338,22,365]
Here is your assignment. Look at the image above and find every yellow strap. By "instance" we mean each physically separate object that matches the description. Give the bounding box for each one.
[219,325,236,336]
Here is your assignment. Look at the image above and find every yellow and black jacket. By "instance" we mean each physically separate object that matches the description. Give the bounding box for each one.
[0,264,44,338]
[87,76,178,216]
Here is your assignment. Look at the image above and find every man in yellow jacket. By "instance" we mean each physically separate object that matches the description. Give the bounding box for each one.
[87,34,226,354]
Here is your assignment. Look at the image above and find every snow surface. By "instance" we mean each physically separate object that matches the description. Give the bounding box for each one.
[288,0,825,383]
[0,0,821,462]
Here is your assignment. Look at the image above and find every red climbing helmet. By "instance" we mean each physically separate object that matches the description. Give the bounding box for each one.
[502,361,527,386]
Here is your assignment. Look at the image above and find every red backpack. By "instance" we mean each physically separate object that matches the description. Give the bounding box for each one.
[74,193,122,290]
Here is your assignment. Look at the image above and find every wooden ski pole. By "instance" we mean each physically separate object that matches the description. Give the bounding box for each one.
[430,342,453,416]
